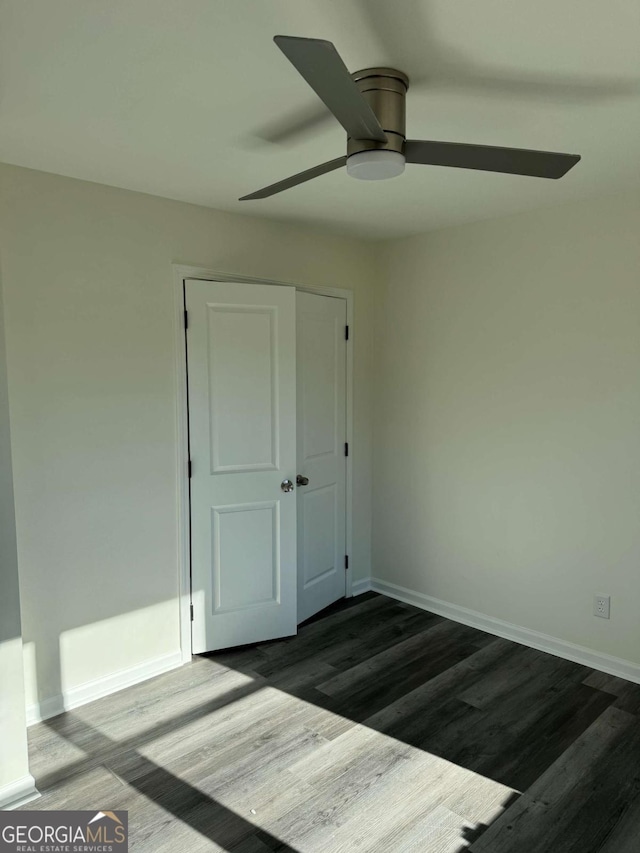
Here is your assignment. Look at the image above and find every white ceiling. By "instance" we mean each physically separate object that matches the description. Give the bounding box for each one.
[1,0,639,238]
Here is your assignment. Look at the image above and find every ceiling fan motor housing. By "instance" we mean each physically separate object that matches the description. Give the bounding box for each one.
[348,68,410,155]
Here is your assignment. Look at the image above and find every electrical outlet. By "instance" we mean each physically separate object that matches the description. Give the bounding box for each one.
[594,594,611,619]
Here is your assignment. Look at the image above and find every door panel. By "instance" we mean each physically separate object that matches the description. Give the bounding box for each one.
[212,501,279,611]
[302,316,340,459]
[296,292,347,623]
[207,306,279,472]
[302,484,337,585]
[186,279,297,652]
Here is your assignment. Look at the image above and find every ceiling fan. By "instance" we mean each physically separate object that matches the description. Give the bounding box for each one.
[240,36,581,201]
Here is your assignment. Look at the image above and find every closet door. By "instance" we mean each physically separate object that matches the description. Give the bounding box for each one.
[186,279,297,652]
[296,291,347,623]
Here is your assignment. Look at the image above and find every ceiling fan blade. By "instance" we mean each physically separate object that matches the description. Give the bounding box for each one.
[405,140,580,179]
[356,0,639,105]
[239,156,347,201]
[425,67,640,104]
[274,36,387,142]
[255,104,333,145]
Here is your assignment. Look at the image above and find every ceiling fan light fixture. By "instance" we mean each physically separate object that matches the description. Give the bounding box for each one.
[239,37,581,200]
[346,149,405,180]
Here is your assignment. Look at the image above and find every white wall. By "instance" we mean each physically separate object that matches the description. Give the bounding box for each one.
[374,190,640,665]
[0,271,32,803]
[0,163,375,716]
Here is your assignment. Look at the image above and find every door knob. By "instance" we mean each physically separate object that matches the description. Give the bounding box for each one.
[296,475,309,486]
[281,479,295,493]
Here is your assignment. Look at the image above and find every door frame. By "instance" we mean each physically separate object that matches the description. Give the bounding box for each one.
[172,265,355,661]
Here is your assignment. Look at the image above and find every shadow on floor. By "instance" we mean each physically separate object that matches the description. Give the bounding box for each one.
[41,713,299,852]
[30,593,640,852]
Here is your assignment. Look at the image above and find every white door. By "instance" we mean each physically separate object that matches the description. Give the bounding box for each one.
[296,292,347,623]
[186,279,297,652]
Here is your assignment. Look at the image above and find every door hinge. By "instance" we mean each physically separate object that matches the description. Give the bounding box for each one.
[344,442,349,457]
[190,604,194,621]
[345,325,349,341]
[184,309,189,330]
[188,459,192,478]
[345,555,349,570]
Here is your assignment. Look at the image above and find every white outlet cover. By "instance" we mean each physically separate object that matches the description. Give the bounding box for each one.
[594,594,611,619]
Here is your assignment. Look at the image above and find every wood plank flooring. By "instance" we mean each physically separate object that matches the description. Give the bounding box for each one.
[23,593,640,852]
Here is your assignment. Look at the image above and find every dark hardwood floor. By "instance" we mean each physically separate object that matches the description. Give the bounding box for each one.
[24,593,640,852]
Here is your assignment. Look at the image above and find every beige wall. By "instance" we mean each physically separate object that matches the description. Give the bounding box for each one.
[4,155,638,734]
[374,190,640,664]
[0,163,375,714]
[0,272,31,801]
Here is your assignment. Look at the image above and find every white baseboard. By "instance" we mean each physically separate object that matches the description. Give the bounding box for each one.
[371,577,640,685]
[351,578,373,596]
[0,775,39,810]
[26,651,184,726]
